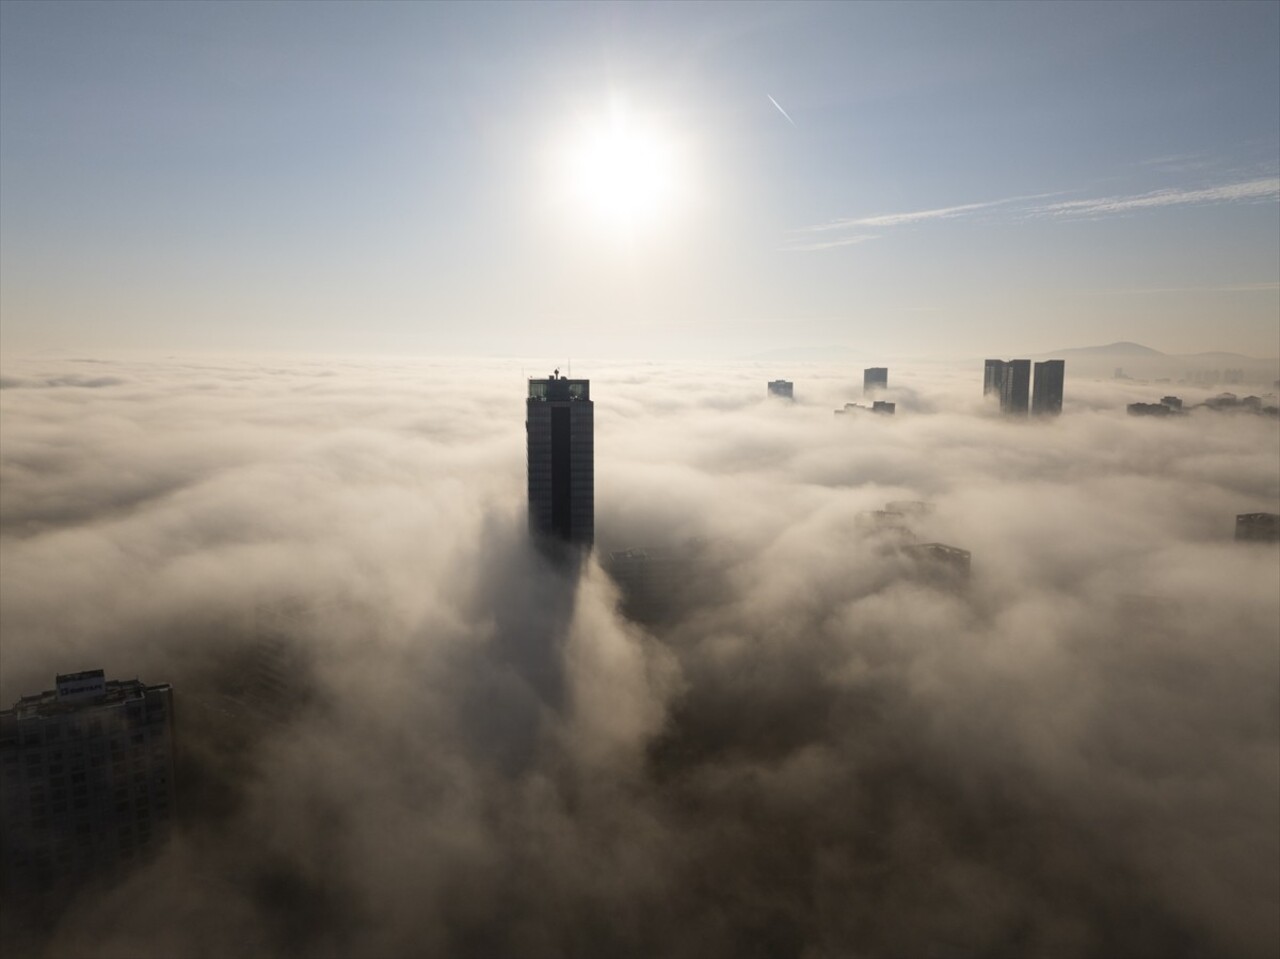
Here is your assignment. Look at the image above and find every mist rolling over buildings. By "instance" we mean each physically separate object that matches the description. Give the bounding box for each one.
[2,1,1279,957]
[0,354,1277,958]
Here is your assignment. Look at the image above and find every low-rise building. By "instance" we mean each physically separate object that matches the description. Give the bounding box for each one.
[1235,513,1280,543]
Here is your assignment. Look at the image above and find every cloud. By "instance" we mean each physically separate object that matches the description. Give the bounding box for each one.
[788,178,1280,249]
[1,355,1277,958]
[1036,177,1280,219]
[1075,282,1280,296]
[781,233,880,252]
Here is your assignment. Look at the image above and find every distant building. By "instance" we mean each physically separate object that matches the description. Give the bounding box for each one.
[527,371,593,547]
[999,359,1031,415]
[836,401,894,416]
[983,359,1006,397]
[884,500,935,517]
[1160,396,1183,410]
[767,380,794,400]
[1198,393,1276,415]
[863,368,888,394]
[903,543,971,588]
[985,359,1032,413]
[856,510,915,539]
[1031,360,1065,415]
[1235,513,1280,543]
[1128,402,1175,416]
[0,671,176,898]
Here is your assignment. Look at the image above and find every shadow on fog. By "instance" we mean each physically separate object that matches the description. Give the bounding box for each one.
[453,516,585,775]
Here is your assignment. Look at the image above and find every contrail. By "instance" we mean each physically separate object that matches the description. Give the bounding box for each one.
[767,94,796,127]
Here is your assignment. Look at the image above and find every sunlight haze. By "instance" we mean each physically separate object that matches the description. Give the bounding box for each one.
[1,0,1276,358]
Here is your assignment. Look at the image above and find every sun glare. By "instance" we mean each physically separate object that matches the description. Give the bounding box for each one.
[559,100,681,234]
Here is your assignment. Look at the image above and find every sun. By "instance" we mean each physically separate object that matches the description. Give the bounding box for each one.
[558,99,681,234]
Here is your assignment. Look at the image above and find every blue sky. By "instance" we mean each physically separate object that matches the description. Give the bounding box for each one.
[1,0,1277,358]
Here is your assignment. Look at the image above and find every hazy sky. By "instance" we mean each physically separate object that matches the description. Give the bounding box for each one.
[1,0,1278,358]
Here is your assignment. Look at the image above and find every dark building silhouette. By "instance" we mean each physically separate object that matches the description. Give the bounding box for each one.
[983,359,1006,397]
[1161,396,1183,410]
[527,371,593,547]
[863,367,888,394]
[903,543,972,588]
[1235,513,1279,543]
[1032,360,1065,415]
[1000,359,1031,414]
[1128,402,1175,416]
[0,671,176,899]
[767,380,794,400]
[836,401,894,415]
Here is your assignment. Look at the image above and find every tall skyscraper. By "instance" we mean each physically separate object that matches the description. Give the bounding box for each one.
[999,359,1031,414]
[863,367,888,393]
[983,359,1006,397]
[527,371,594,547]
[1032,360,1065,415]
[0,671,175,898]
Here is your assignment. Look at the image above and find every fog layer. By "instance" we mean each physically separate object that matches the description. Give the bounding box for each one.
[1,354,1277,959]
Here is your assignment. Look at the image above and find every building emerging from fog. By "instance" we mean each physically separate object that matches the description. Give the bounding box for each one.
[0,671,176,898]
[767,380,794,400]
[903,543,972,588]
[983,359,1006,397]
[987,358,1064,416]
[1235,512,1280,543]
[1032,360,1065,415]
[863,367,888,393]
[999,359,1031,414]
[527,371,594,547]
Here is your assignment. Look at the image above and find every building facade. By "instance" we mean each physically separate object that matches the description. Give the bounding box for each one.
[1032,360,1065,415]
[1235,512,1280,543]
[999,359,1031,414]
[767,380,794,400]
[863,368,888,393]
[527,372,594,547]
[0,671,175,897]
[983,359,1006,397]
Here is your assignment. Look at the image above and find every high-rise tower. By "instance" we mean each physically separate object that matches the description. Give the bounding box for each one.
[999,359,1031,414]
[863,367,888,394]
[526,371,594,547]
[1032,360,1065,415]
[983,359,1006,397]
[0,671,175,898]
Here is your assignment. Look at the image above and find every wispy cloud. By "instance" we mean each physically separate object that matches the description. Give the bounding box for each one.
[1034,178,1280,218]
[1075,282,1280,296]
[766,94,796,127]
[787,178,1280,250]
[784,233,881,252]
[797,193,1049,234]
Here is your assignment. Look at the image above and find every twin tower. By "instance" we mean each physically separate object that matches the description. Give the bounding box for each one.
[984,358,1064,415]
